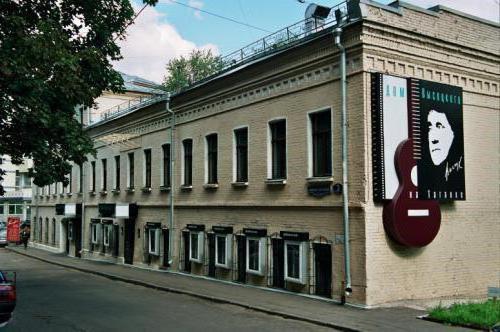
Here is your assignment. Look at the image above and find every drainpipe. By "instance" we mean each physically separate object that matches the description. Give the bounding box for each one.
[334,27,352,299]
[166,93,175,266]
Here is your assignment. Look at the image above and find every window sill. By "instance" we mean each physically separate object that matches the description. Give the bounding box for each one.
[126,187,135,194]
[306,176,333,186]
[265,179,287,186]
[285,276,306,285]
[159,186,171,192]
[203,183,219,190]
[246,269,264,276]
[112,189,120,195]
[77,192,83,196]
[180,185,193,191]
[99,190,108,196]
[59,194,65,198]
[190,258,202,263]
[231,182,248,188]
[66,193,72,197]
[215,263,231,269]
[89,191,96,196]
[141,187,152,193]
[52,194,58,198]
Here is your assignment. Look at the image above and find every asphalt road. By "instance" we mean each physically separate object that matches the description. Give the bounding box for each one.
[0,249,334,331]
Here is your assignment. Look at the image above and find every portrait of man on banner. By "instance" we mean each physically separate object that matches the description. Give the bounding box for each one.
[418,80,466,200]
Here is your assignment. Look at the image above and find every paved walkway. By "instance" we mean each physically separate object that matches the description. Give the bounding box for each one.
[7,245,469,331]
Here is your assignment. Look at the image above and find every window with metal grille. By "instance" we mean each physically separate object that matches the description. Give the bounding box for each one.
[162,144,171,187]
[234,128,248,182]
[206,134,218,184]
[270,120,287,179]
[144,149,152,188]
[310,110,332,177]
[183,139,193,186]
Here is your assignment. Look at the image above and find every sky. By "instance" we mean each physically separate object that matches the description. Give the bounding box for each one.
[113,0,500,83]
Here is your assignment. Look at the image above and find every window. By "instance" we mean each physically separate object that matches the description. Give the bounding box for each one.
[246,237,266,275]
[189,231,204,262]
[91,223,101,244]
[269,120,287,179]
[215,234,232,268]
[101,159,107,191]
[78,164,83,193]
[234,128,248,183]
[15,171,21,189]
[148,228,160,255]
[128,152,135,188]
[91,161,96,192]
[144,149,152,188]
[103,224,112,247]
[162,144,171,187]
[54,182,58,194]
[8,204,23,215]
[114,156,120,190]
[67,171,72,193]
[183,139,193,186]
[205,134,218,184]
[0,205,4,214]
[284,241,308,284]
[310,110,332,177]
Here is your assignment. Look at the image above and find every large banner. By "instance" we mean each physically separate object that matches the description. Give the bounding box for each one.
[409,79,466,200]
[7,217,20,242]
[372,73,465,201]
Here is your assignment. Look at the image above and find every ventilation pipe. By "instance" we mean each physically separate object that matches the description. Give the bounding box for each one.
[334,26,352,300]
[166,93,175,266]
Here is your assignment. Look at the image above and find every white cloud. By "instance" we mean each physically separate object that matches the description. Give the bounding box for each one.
[113,3,218,83]
[188,0,204,20]
[405,0,499,23]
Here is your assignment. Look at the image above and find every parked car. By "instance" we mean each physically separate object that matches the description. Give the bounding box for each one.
[0,271,16,324]
[0,221,7,247]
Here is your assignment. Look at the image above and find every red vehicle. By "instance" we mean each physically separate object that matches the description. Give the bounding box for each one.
[0,271,16,325]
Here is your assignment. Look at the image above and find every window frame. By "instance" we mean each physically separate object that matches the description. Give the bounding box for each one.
[148,228,160,255]
[90,161,96,192]
[189,231,204,263]
[246,236,266,276]
[114,155,120,190]
[101,158,107,191]
[91,223,101,244]
[267,118,287,180]
[284,240,308,284]
[307,108,333,178]
[68,221,74,240]
[215,234,232,268]
[103,224,112,247]
[233,127,248,183]
[182,139,193,186]
[205,133,218,185]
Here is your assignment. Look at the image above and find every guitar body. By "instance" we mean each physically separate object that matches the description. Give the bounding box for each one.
[383,139,441,247]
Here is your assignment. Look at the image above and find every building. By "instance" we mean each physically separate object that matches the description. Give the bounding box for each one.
[0,156,32,227]
[31,0,499,307]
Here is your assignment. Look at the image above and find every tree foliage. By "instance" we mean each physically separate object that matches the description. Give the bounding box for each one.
[163,49,224,93]
[0,0,157,195]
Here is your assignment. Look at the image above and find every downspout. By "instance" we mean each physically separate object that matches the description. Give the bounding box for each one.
[334,27,352,299]
[166,93,175,266]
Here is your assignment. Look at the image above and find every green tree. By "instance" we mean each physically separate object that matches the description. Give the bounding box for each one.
[0,0,157,195]
[163,49,224,93]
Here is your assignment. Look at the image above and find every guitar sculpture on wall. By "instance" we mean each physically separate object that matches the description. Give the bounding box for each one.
[383,138,441,247]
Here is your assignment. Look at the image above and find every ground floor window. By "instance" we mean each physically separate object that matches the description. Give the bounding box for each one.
[215,234,232,268]
[190,231,204,263]
[148,228,160,255]
[246,237,266,275]
[284,241,308,284]
[68,221,73,240]
[91,223,101,244]
[103,224,113,247]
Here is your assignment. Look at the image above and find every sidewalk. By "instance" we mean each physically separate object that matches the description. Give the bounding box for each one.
[7,246,469,331]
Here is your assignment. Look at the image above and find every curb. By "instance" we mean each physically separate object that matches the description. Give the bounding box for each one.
[8,248,359,332]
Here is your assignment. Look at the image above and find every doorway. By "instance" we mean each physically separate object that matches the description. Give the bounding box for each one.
[236,235,246,283]
[182,231,191,273]
[271,238,284,288]
[207,233,216,277]
[124,219,135,265]
[314,243,332,297]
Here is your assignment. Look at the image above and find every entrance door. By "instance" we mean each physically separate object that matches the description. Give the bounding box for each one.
[124,219,135,265]
[65,222,70,255]
[162,229,169,267]
[314,243,332,297]
[182,231,191,273]
[74,219,82,258]
[113,225,119,257]
[207,233,216,277]
[271,238,285,288]
[236,235,246,283]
